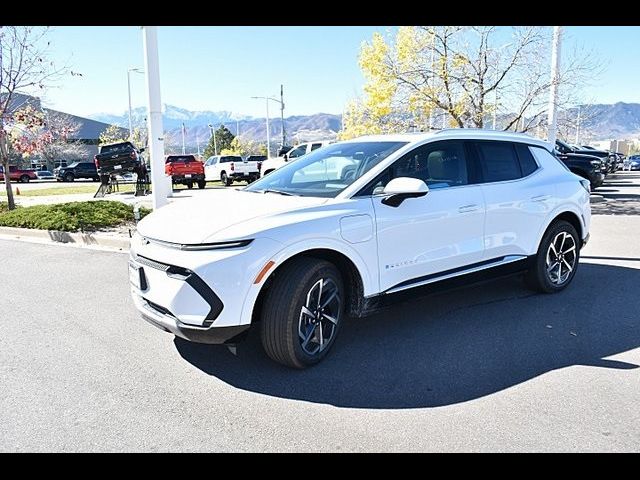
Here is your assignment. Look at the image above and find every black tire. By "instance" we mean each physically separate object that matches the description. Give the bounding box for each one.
[64,173,74,182]
[260,257,344,369]
[187,181,193,189]
[20,175,30,183]
[221,171,232,187]
[525,220,580,293]
[197,179,206,189]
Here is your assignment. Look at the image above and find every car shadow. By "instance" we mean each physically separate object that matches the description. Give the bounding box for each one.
[174,263,640,409]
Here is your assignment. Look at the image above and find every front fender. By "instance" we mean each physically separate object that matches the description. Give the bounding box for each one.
[238,237,378,326]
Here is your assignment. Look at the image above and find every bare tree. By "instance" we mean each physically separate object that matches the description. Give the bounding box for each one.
[1,26,66,210]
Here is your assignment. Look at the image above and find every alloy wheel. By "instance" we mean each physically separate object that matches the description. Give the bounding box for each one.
[545,231,577,286]
[298,278,341,356]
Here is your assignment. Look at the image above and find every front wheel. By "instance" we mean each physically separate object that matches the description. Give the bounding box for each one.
[260,257,344,369]
[20,175,30,183]
[221,172,232,187]
[64,173,74,182]
[525,220,580,293]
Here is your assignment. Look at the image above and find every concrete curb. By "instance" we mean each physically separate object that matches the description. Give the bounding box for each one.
[0,226,130,251]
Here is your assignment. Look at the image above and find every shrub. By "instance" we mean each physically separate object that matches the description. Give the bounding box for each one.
[0,201,152,232]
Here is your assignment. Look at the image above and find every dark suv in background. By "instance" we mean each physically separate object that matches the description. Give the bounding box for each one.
[556,139,615,174]
[55,161,99,182]
[553,142,605,190]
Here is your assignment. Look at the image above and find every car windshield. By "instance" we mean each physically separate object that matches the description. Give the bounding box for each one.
[245,141,407,198]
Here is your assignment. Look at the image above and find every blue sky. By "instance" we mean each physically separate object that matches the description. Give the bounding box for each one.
[40,26,640,118]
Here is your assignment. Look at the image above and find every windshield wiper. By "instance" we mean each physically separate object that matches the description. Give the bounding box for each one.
[262,189,296,196]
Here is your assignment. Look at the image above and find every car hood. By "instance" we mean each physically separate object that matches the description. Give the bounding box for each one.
[136,189,330,244]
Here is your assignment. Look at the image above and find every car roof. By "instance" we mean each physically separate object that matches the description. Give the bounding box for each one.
[343,129,552,150]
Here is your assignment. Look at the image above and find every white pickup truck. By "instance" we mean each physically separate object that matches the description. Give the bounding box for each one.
[204,155,261,186]
[260,141,332,177]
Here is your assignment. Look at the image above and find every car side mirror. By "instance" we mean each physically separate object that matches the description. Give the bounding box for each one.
[381,177,429,207]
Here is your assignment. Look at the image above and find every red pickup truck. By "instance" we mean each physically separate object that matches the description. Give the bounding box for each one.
[0,165,38,183]
[165,155,206,189]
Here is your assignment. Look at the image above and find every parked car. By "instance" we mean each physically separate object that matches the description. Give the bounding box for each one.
[627,155,640,171]
[165,155,206,189]
[556,140,615,174]
[553,150,604,190]
[0,165,38,183]
[94,141,145,177]
[55,161,99,182]
[129,130,591,368]
[204,155,260,186]
[36,170,55,180]
[260,141,333,177]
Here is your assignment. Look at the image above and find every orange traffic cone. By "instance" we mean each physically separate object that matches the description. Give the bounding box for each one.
[15,187,20,196]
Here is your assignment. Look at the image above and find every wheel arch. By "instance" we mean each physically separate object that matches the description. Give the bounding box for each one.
[251,247,369,324]
[535,209,584,253]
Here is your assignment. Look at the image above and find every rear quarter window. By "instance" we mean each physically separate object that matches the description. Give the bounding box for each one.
[515,144,539,176]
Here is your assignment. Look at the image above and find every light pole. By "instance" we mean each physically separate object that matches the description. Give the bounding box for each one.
[127,67,144,140]
[547,26,562,147]
[251,90,285,157]
[208,123,217,155]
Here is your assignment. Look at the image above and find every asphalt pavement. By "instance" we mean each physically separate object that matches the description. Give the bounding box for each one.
[1,172,639,452]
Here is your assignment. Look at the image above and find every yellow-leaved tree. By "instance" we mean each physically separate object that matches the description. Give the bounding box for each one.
[340,26,600,139]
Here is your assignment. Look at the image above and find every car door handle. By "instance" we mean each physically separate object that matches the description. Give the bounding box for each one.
[531,195,551,202]
[458,204,479,213]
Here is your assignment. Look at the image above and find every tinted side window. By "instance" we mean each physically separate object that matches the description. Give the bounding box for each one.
[310,143,323,151]
[288,145,307,158]
[475,141,522,182]
[515,144,539,176]
[358,141,470,195]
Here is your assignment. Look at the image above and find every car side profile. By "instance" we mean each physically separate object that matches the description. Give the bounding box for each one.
[129,130,591,369]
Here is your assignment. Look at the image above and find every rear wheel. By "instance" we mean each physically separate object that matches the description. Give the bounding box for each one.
[221,171,232,186]
[260,257,344,369]
[525,220,580,293]
[186,181,193,189]
[20,175,30,183]
[197,179,206,189]
[64,173,74,182]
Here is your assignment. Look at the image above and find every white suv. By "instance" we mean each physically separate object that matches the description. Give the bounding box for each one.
[260,140,332,177]
[129,130,591,368]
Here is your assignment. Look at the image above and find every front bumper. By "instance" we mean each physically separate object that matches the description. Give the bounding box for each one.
[132,293,249,344]
[129,234,284,339]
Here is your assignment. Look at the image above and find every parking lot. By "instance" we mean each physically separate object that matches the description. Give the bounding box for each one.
[1,171,639,452]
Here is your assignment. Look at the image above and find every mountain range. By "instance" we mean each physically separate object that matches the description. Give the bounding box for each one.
[90,105,342,151]
[89,102,640,151]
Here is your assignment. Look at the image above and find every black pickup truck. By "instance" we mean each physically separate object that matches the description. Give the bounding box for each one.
[94,142,145,176]
[554,150,605,190]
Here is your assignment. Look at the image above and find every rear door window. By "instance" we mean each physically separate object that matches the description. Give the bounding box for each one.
[474,141,522,183]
